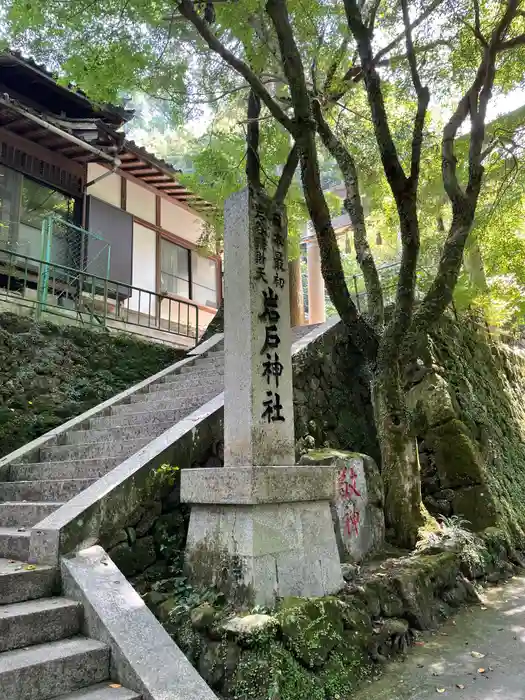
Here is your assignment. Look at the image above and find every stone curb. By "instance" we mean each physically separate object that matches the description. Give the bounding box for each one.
[62,545,218,700]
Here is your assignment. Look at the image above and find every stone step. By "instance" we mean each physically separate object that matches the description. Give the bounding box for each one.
[178,356,224,373]
[90,407,191,431]
[140,380,222,404]
[10,458,121,482]
[0,528,30,561]
[53,683,142,700]
[156,367,224,388]
[40,438,149,463]
[0,559,57,604]
[0,597,81,652]
[0,502,63,528]
[149,374,223,394]
[0,636,109,700]
[66,423,171,446]
[0,479,95,502]
[113,391,220,417]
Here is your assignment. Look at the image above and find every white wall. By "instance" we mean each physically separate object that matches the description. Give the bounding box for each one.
[126,180,156,224]
[129,222,156,314]
[86,163,121,208]
[160,198,203,245]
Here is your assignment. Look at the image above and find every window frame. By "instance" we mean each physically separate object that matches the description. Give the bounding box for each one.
[156,229,220,311]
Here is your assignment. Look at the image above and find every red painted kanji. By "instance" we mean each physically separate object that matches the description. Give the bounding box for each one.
[344,509,360,537]
[338,465,361,499]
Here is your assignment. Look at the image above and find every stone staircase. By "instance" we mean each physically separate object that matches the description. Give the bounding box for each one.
[0,323,325,698]
[0,345,227,699]
[0,559,140,699]
[0,344,225,563]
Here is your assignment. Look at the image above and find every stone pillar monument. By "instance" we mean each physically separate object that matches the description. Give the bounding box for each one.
[181,188,342,606]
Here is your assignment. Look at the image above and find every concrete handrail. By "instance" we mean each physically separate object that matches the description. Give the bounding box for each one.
[62,545,219,700]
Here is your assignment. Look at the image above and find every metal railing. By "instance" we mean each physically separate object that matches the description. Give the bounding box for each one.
[0,248,199,343]
[37,215,112,311]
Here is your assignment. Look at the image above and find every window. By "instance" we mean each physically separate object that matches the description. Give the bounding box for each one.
[0,165,76,263]
[160,237,218,308]
[192,253,217,308]
[160,238,190,298]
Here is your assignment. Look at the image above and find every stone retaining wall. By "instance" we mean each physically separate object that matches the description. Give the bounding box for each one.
[292,321,379,463]
[407,313,525,541]
[143,526,519,700]
[100,441,223,581]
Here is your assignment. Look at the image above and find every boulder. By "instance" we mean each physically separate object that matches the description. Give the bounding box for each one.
[406,373,457,429]
[135,500,162,536]
[191,603,218,631]
[426,420,485,489]
[299,448,385,562]
[220,614,278,645]
[110,536,156,577]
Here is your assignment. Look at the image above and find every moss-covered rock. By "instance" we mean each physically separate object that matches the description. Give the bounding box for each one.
[406,372,457,430]
[277,598,348,668]
[425,419,485,489]
[109,536,156,577]
[452,486,498,530]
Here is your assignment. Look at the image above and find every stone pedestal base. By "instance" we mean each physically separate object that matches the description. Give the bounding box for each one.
[181,466,343,606]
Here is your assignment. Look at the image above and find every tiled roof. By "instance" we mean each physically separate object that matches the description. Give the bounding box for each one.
[0,50,214,214]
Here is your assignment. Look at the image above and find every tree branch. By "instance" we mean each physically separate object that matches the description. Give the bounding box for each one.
[177,0,294,132]
[413,0,522,337]
[274,143,299,204]
[498,32,525,49]
[372,0,446,66]
[472,0,488,45]
[343,0,408,196]
[246,89,262,190]
[313,99,384,327]
[328,0,446,102]
[400,0,430,188]
[265,0,312,125]
[375,39,453,68]
[266,0,379,360]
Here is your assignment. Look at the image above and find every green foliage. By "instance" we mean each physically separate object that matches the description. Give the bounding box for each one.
[416,515,477,553]
[0,313,183,456]
[147,463,180,494]
[7,0,525,324]
[165,574,221,622]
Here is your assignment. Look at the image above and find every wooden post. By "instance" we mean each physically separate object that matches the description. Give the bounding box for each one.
[288,257,305,327]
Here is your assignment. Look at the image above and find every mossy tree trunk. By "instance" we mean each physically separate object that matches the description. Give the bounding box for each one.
[372,360,425,548]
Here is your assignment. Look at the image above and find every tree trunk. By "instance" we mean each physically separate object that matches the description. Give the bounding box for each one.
[372,351,425,549]
[289,257,305,327]
[197,298,224,345]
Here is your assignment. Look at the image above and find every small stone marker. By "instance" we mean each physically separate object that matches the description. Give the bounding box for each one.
[300,449,385,562]
[181,187,343,606]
